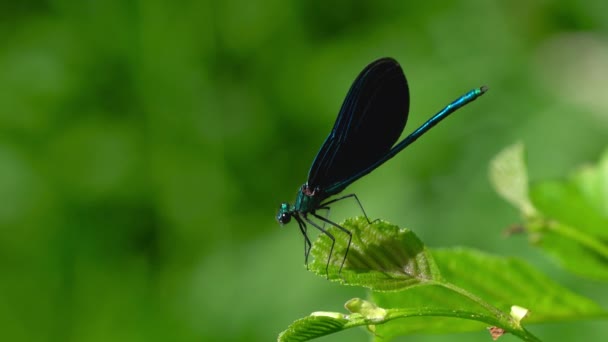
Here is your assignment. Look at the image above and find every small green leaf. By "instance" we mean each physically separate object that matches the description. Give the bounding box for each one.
[345,298,387,322]
[489,142,537,217]
[278,314,349,342]
[278,301,390,342]
[510,305,529,323]
[309,217,442,291]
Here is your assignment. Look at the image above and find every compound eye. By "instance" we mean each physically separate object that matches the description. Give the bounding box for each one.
[278,212,291,224]
[277,203,293,224]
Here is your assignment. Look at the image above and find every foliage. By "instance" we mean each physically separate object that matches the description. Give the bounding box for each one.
[279,144,608,341]
[2,1,608,341]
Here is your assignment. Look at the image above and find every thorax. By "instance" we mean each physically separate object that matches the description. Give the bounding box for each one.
[294,184,325,213]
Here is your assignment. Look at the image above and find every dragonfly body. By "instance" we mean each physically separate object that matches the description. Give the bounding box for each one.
[277,57,487,274]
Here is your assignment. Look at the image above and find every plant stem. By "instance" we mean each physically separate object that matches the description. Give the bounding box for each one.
[434,281,542,342]
[546,220,608,258]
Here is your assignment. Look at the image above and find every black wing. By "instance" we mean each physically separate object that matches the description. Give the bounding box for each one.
[307,57,410,196]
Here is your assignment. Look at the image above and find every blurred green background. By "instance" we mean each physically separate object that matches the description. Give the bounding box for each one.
[1,0,607,341]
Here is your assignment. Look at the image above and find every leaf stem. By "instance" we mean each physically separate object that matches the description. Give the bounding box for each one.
[434,281,542,342]
[545,220,608,259]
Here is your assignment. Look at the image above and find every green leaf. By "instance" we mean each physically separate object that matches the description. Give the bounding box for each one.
[527,148,608,281]
[433,249,605,322]
[278,313,349,342]
[278,300,390,342]
[371,248,606,340]
[489,142,537,217]
[490,143,608,281]
[308,217,442,291]
[280,246,605,341]
[529,180,608,280]
[572,149,608,217]
[280,215,606,341]
[344,298,387,322]
[531,181,608,239]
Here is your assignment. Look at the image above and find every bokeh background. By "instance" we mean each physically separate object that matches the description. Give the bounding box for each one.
[1,0,607,341]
